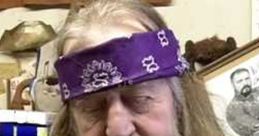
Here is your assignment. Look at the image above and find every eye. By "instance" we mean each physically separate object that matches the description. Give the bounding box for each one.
[74,99,107,123]
[122,95,153,114]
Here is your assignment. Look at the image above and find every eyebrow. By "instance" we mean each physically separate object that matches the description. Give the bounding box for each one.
[121,81,163,96]
[70,91,107,107]
[71,79,165,104]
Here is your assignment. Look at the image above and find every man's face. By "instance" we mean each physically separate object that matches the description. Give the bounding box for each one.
[63,16,180,136]
[232,70,252,97]
[70,79,179,136]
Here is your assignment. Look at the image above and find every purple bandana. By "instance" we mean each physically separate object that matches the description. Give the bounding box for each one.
[55,29,189,100]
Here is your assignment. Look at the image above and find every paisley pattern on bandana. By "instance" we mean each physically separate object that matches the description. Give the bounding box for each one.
[174,49,190,74]
[157,30,169,47]
[55,29,189,101]
[142,55,160,73]
[61,83,70,99]
[81,60,123,93]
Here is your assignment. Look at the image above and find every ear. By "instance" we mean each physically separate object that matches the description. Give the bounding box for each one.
[226,37,237,49]
[185,40,195,53]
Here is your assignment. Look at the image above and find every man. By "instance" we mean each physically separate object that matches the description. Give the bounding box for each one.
[227,68,259,136]
[51,0,224,136]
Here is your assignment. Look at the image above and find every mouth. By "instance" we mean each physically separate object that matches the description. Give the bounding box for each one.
[240,85,252,97]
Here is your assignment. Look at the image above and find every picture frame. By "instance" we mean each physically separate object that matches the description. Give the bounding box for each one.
[197,38,259,136]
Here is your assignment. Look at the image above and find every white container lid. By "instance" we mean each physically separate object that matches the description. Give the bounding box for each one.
[0,110,56,125]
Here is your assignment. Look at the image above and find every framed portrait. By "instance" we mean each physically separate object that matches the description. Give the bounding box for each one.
[197,37,259,136]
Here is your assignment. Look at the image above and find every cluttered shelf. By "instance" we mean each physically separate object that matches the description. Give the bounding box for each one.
[0,109,55,136]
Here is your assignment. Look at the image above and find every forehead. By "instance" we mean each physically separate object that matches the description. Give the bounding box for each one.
[63,17,148,55]
[233,71,250,80]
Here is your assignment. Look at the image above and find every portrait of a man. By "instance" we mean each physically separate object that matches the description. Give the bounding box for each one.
[227,68,259,136]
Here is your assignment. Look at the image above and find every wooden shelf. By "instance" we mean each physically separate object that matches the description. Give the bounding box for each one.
[0,0,171,9]
[0,0,23,9]
[145,0,171,6]
[23,0,70,5]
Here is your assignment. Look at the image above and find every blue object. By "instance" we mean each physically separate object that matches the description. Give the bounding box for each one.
[0,123,14,136]
[17,124,37,136]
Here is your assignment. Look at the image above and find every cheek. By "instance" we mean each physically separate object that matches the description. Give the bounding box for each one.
[80,122,105,136]
[76,120,105,136]
[135,99,177,136]
[73,112,105,136]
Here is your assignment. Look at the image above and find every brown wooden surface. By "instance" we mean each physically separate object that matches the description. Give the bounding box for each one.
[23,0,70,5]
[0,0,23,9]
[0,0,171,9]
[144,0,171,6]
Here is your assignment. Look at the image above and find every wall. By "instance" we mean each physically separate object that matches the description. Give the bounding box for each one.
[157,0,251,51]
[0,0,251,52]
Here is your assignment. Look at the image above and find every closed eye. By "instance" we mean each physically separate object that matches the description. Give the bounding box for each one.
[122,95,154,114]
[77,103,107,123]
[71,95,107,122]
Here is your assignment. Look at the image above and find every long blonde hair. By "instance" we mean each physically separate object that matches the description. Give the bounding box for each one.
[51,0,224,136]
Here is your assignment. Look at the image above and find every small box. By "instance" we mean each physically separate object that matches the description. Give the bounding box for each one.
[0,110,55,136]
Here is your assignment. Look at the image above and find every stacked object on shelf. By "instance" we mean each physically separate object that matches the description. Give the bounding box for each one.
[0,110,55,136]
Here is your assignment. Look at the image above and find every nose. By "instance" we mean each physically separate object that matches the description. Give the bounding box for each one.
[106,93,135,136]
[241,80,250,88]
